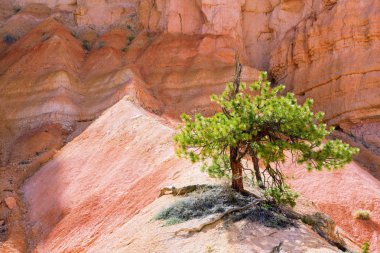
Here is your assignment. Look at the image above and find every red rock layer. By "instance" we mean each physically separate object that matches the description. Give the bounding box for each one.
[0,0,378,252]
[284,161,380,252]
[270,0,380,173]
[0,19,159,166]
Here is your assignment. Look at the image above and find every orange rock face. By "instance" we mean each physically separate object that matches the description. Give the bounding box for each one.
[0,18,160,166]
[0,0,379,252]
[135,33,260,117]
[270,0,380,173]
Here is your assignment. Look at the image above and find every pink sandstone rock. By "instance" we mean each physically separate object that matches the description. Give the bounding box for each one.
[270,0,380,172]
[0,0,378,252]
[4,197,17,210]
[21,100,343,252]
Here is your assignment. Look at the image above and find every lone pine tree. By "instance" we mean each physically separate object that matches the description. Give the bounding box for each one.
[174,66,359,198]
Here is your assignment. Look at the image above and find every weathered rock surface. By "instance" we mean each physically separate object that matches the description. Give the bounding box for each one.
[285,161,380,252]
[21,99,193,251]
[1,0,379,171]
[0,18,160,166]
[0,2,263,166]
[22,99,342,252]
[0,0,378,252]
[270,0,380,173]
[135,33,260,117]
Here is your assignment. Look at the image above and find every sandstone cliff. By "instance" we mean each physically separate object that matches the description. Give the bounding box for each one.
[0,0,379,252]
[270,0,380,174]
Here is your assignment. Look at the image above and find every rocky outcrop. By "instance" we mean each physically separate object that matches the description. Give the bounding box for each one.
[285,161,380,252]
[0,19,161,166]
[135,33,259,117]
[138,0,380,173]
[0,0,379,252]
[21,99,198,252]
[0,1,263,166]
[301,212,347,251]
[21,99,344,252]
[269,0,380,173]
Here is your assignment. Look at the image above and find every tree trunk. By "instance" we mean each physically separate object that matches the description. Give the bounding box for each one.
[251,152,264,189]
[227,55,244,193]
[230,146,244,192]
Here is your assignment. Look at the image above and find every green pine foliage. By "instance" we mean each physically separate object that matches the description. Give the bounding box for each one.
[264,185,299,208]
[174,72,359,204]
[354,210,371,220]
[361,241,370,253]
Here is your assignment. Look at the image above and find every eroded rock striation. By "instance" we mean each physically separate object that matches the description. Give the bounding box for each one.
[0,19,156,166]
[270,0,380,173]
[0,0,379,252]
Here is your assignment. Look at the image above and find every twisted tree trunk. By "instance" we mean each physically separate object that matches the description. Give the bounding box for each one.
[251,151,264,189]
[230,146,244,192]
[226,54,244,192]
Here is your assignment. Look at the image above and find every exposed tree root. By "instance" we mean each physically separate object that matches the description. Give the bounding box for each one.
[159,185,260,198]
[174,199,262,236]
[160,185,349,252]
[159,184,211,197]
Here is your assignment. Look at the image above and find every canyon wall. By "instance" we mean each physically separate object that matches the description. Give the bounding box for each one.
[270,0,380,174]
[1,0,378,171]
[0,0,379,252]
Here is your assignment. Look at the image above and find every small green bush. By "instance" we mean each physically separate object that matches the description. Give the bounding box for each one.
[354,210,371,220]
[122,36,136,52]
[19,159,30,165]
[205,245,214,253]
[264,185,299,207]
[361,241,370,253]
[127,36,135,46]
[71,31,79,39]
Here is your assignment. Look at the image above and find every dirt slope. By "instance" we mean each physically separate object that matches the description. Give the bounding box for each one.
[286,162,380,252]
[21,99,186,252]
[22,99,341,252]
